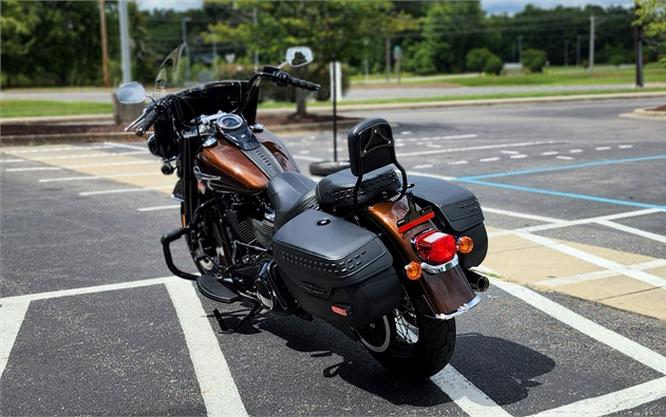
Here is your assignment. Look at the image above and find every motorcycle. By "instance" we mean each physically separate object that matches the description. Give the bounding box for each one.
[118,45,489,378]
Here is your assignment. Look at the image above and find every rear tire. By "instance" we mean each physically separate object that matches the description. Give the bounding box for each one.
[356,295,456,378]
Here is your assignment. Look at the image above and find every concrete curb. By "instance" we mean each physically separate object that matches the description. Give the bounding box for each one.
[0,114,114,124]
[619,107,666,121]
[0,119,359,146]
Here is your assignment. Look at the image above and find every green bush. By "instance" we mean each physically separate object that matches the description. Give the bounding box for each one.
[522,49,547,73]
[483,55,504,75]
[466,48,492,72]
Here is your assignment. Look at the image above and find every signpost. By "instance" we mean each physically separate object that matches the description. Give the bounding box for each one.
[393,45,402,84]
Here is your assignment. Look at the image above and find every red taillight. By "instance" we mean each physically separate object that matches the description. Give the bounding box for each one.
[414,230,457,264]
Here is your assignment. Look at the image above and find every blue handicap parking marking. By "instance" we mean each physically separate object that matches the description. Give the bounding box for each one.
[453,154,666,210]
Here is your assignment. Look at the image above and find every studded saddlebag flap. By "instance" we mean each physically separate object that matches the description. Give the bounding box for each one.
[272,209,401,328]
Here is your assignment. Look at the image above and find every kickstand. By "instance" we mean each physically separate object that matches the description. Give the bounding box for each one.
[213,302,262,334]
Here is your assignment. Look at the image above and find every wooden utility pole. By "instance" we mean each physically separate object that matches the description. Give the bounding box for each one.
[634,1,644,88]
[98,0,110,87]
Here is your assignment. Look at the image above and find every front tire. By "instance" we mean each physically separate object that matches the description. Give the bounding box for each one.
[356,294,456,378]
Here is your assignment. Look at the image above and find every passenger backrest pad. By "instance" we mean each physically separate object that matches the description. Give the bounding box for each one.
[348,118,396,177]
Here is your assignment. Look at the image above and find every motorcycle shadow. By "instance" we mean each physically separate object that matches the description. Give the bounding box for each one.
[215,306,554,407]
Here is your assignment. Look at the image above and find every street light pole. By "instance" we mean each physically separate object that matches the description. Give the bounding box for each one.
[118,0,131,84]
[98,0,110,87]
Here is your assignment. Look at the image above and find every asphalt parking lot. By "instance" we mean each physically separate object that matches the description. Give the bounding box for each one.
[1,97,665,416]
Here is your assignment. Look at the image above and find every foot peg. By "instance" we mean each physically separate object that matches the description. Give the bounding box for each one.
[197,274,240,303]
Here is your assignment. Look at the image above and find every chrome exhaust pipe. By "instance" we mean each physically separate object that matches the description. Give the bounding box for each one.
[464,269,490,292]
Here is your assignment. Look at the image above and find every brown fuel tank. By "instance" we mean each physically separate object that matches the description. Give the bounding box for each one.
[197,128,299,194]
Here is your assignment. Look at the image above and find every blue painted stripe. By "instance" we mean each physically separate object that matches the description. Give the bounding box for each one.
[460,154,666,180]
[455,178,666,210]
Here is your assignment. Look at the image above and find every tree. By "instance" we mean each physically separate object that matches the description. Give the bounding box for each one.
[419,1,486,74]
[205,0,401,116]
[522,48,547,72]
[635,0,666,65]
[465,48,495,72]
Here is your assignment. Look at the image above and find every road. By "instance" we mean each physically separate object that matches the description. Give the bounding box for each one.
[1,98,665,416]
[344,83,653,100]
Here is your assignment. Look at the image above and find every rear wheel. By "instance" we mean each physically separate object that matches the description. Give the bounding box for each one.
[356,293,456,378]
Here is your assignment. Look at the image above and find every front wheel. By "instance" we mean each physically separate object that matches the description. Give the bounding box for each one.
[355,293,456,378]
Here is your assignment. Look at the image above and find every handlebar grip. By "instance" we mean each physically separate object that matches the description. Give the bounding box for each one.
[291,77,321,92]
[136,107,160,136]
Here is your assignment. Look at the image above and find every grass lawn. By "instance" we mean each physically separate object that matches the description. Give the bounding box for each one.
[258,87,666,110]
[352,65,666,87]
[0,100,112,118]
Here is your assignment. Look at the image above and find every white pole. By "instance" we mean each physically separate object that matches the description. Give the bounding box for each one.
[118,0,131,83]
[588,15,595,73]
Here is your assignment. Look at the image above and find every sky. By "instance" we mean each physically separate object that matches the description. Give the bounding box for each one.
[137,0,633,14]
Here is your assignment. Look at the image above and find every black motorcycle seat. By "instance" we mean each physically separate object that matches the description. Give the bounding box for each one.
[267,171,318,229]
[316,166,401,211]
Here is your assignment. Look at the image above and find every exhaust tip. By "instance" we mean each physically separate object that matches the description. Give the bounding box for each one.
[464,269,490,292]
[474,276,490,292]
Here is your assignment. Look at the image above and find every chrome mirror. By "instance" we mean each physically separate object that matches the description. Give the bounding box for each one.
[116,81,146,104]
[285,47,313,68]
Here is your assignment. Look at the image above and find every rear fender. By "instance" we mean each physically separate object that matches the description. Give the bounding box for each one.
[366,197,478,318]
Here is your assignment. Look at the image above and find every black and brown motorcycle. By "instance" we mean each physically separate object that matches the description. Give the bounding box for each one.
[118,45,489,378]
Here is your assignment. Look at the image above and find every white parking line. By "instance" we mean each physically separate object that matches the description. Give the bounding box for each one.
[0,276,174,305]
[482,207,562,223]
[397,141,560,158]
[556,155,574,160]
[596,146,611,151]
[528,376,666,417]
[5,145,114,154]
[509,154,527,159]
[137,204,180,212]
[541,151,559,156]
[448,160,468,165]
[79,185,173,196]
[15,150,147,161]
[535,259,666,287]
[104,142,148,152]
[431,366,512,417]
[398,134,478,142]
[618,145,634,149]
[0,159,27,164]
[501,150,519,155]
[479,157,500,162]
[165,280,248,417]
[39,171,160,183]
[0,302,30,379]
[293,155,324,162]
[517,208,666,244]
[5,166,63,172]
[488,277,666,374]
[413,164,433,169]
[569,149,583,154]
[595,219,666,244]
[6,160,158,172]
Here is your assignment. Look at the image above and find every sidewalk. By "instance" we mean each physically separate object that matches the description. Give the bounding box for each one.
[482,226,666,321]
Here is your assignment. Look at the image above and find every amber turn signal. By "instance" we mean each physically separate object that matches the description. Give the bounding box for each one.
[404,261,422,280]
[458,236,474,254]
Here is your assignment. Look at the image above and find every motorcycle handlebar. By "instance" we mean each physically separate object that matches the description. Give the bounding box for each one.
[289,77,320,92]
[135,104,161,137]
